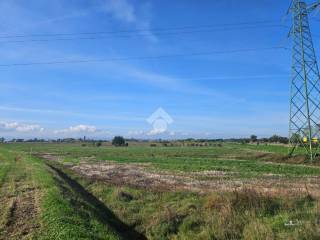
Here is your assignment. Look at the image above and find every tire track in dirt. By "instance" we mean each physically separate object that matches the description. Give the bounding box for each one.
[5,183,39,239]
[0,158,40,240]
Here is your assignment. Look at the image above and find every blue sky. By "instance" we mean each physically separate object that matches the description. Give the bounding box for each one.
[0,0,319,139]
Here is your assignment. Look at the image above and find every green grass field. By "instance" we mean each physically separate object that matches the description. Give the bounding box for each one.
[3,142,319,177]
[1,142,320,239]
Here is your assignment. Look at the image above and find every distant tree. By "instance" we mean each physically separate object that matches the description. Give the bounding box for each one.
[279,137,289,144]
[269,135,280,143]
[268,135,288,144]
[112,136,126,146]
[0,137,5,143]
[250,135,258,142]
[96,141,102,147]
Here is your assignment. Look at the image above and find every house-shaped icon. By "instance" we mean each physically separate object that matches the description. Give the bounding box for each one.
[147,108,173,125]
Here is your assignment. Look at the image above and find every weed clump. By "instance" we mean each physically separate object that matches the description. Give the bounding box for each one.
[147,206,185,240]
[201,188,318,240]
[231,188,281,216]
[243,220,274,240]
[115,190,134,202]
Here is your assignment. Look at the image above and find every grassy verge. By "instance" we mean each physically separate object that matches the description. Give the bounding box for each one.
[0,147,123,240]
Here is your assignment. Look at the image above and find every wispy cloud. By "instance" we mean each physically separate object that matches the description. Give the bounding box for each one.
[147,129,175,136]
[53,124,113,138]
[0,106,144,122]
[0,121,112,139]
[104,0,136,23]
[126,129,175,138]
[103,0,156,41]
[0,121,44,133]
[127,130,144,136]
[54,124,98,134]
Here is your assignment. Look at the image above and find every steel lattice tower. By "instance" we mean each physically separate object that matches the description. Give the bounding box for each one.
[289,0,320,161]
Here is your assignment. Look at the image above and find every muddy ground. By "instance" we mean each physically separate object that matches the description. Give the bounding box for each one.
[38,153,320,197]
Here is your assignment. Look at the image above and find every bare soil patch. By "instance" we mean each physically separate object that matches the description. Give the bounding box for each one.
[68,162,320,196]
[37,153,320,197]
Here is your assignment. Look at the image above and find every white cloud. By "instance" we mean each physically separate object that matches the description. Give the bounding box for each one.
[127,130,145,136]
[54,124,97,134]
[53,124,113,139]
[126,129,176,138]
[105,0,136,23]
[0,122,44,132]
[147,129,175,136]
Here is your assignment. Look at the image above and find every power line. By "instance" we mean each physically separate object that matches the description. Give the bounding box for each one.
[310,17,320,22]
[0,20,284,39]
[0,25,287,44]
[0,46,286,67]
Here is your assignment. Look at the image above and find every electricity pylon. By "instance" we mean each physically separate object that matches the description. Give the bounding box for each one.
[289,0,320,162]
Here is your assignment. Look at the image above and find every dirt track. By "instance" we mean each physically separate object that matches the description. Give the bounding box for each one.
[0,174,40,240]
